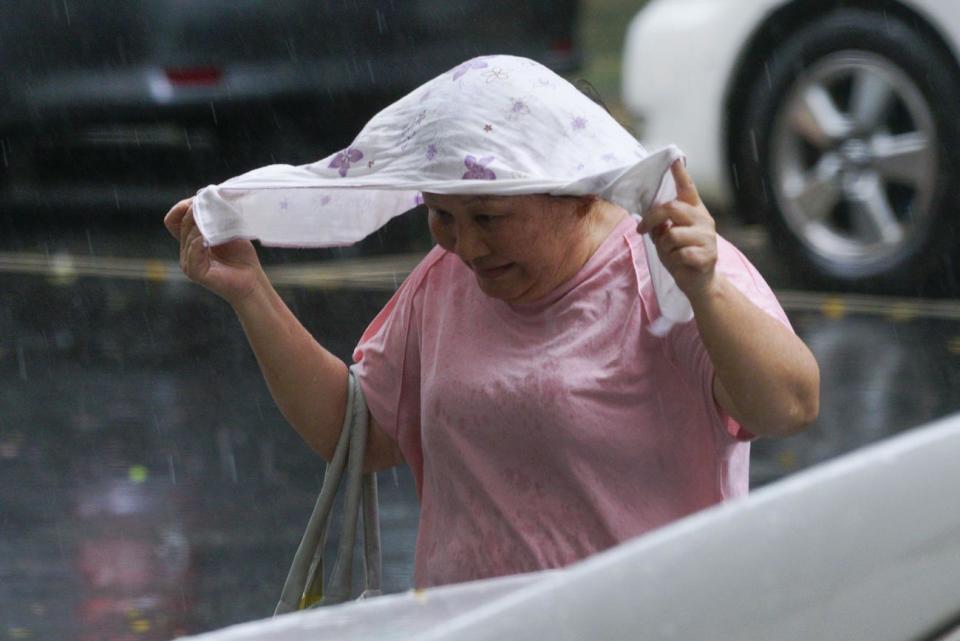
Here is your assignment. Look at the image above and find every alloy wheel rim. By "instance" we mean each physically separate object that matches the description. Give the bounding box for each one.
[770,51,938,270]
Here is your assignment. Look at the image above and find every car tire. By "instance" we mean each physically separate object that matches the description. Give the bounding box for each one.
[733,9,960,292]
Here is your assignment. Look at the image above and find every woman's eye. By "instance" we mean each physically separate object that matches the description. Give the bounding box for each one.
[432,210,453,223]
[474,214,495,225]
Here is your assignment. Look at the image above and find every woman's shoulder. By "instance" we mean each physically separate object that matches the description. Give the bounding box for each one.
[714,234,779,297]
[388,245,478,322]
[408,245,451,286]
[355,246,453,348]
[404,245,468,298]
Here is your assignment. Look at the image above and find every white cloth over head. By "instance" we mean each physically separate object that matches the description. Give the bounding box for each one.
[192,54,694,331]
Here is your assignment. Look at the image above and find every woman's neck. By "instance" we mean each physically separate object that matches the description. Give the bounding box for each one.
[583,200,629,259]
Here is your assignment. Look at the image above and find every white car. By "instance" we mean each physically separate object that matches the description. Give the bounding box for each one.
[622,0,960,291]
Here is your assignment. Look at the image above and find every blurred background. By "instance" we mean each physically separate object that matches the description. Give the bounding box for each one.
[3,0,960,639]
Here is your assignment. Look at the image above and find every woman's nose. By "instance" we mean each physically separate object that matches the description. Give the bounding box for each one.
[452,223,488,263]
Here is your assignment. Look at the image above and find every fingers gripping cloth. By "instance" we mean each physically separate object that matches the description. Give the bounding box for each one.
[193,54,694,332]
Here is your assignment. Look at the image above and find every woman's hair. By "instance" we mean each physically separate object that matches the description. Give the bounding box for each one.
[574,78,637,138]
[573,79,612,115]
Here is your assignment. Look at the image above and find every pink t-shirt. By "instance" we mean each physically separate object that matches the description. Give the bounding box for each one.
[352,216,790,588]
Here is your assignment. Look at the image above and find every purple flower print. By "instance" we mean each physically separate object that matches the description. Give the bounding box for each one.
[483,68,509,83]
[329,147,363,177]
[506,98,531,121]
[452,59,489,81]
[425,144,438,161]
[463,155,496,180]
[571,116,587,131]
[414,193,425,206]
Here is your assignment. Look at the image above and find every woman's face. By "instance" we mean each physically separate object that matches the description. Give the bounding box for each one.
[423,193,597,303]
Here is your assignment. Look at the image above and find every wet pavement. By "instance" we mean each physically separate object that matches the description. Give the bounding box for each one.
[2,213,960,640]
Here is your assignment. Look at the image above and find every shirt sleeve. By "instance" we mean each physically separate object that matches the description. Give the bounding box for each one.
[664,236,793,441]
[351,247,446,476]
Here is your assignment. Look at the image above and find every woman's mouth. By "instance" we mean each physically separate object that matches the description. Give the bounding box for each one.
[476,263,514,279]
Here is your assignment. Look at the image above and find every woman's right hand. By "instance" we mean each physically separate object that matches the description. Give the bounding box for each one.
[164,197,265,307]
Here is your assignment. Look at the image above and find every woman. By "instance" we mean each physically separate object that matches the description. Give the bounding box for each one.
[164,55,819,588]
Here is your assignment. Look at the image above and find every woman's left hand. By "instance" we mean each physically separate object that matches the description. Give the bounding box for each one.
[639,160,820,437]
[636,160,718,298]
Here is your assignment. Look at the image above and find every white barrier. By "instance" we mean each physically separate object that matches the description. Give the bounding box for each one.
[178,413,960,641]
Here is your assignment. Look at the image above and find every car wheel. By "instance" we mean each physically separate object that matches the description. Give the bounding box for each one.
[734,9,960,291]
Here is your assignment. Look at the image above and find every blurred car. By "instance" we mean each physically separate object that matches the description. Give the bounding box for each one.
[0,0,579,213]
[622,0,960,291]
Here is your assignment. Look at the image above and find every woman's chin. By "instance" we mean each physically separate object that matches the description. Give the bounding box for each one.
[476,274,519,300]
[476,278,509,299]
[476,276,543,304]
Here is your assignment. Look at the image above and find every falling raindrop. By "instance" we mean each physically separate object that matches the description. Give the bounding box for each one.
[55,524,67,562]
[142,310,157,350]
[218,427,238,482]
[115,36,128,65]
[284,37,298,63]
[15,344,27,380]
[260,439,277,483]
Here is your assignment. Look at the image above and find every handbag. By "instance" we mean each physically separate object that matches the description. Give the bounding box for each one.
[274,366,382,615]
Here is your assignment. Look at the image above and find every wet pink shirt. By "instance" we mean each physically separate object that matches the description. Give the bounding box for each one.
[353,216,790,588]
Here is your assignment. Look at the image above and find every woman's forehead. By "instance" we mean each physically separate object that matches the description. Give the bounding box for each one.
[422,193,517,209]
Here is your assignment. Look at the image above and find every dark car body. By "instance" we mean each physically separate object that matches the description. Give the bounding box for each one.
[0,0,580,211]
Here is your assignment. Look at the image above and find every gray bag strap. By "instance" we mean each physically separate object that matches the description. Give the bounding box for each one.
[361,471,382,598]
[274,367,382,615]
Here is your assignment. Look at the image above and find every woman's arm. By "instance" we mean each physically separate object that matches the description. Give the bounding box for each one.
[164,198,403,469]
[233,274,404,470]
[637,162,820,437]
[687,275,820,437]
